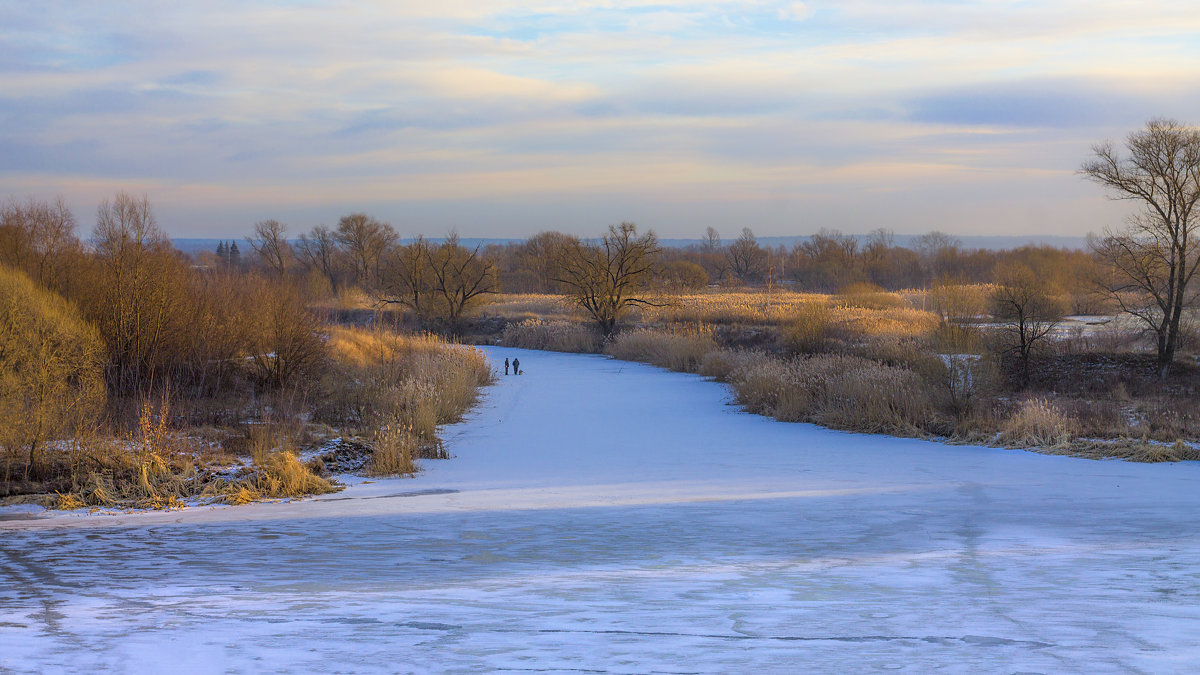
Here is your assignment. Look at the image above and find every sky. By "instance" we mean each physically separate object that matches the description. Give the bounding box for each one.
[3,1,1199,239]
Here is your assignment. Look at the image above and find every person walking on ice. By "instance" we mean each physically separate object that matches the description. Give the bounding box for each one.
[512,357,520,375]
[504,357,510,375]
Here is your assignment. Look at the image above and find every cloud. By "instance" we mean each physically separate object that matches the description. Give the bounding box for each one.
[1,0,1198,237]
[907,78,1200,129]
[778,2,813,22]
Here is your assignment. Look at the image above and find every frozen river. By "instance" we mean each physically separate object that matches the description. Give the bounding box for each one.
[3,346,1200,673]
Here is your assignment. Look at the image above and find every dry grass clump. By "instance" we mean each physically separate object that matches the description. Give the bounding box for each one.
[367,425,419,476]
[606,325,717,372]
[827,305,939,340]
[501,318,600,353]
[1140,400,1200,442]
[726,352,939,435]
[242,451,336,499]
[998,398,1078,448]
[43,395,212,509]
[37,397,338,510]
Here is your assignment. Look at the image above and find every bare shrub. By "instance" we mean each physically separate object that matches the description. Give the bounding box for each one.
[245,278,329,389]
[998,398,1078,448]
[501,318,599,353]
[606,325,716,372]
[1140,399,1200,442]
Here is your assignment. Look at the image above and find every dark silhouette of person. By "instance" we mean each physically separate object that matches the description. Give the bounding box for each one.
[504,357,510,375]
[512,357,520,375]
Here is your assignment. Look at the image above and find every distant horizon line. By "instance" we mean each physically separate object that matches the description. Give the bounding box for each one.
[171,233,1092,252]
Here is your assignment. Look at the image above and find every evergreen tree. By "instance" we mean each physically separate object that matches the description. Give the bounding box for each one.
[216,241,226,263]
[229,241,241,267]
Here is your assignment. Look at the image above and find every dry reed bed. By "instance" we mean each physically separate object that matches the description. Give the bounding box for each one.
[634,290,939,337]
[602,326,1200,460]
[321,326,494,476]
[606,326,717,372]
[484,294,582,322]
[709,351,941,436]
[501,318,600,353]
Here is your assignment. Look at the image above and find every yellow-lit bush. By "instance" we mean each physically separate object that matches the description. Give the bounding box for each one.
[0,265,105,481]
[322,326,493,444]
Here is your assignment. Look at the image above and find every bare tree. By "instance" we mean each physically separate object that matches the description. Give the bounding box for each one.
[377,236,435,321]
[0,196,79,292]
[335,213,396,287]
[990,262,1066,386]
[913,230,962,280]
[702,226,721,251]
[1082,118,1200,376]
[90,192,183,393]
[551,222,664,337]
[427,234,499,328]
[296,225,343,294]
[518,231,577,292]
[791,228,862,291]
[377,235,498,327]
[726,227,767,282]
[247,219,292,276]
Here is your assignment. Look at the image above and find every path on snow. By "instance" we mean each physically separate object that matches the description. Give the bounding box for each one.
[3,346,1200,673]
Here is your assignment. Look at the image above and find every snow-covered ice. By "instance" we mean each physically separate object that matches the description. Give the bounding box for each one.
[3,346,1200,673]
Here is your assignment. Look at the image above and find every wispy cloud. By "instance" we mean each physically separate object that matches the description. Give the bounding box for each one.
[0,0,1195,236]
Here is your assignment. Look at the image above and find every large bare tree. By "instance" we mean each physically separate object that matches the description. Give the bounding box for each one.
[377,236,435,321]
[90,192,184,393]
[1081,118,1200,375]
[726,227,767,282]
[551,222,663,337]
[517,230,577,292]
[376,235,497,328]
[335,213,396,287]
[296,225,343,294]
[247,219,293,276]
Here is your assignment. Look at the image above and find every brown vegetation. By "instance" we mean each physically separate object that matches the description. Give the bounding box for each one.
[501,318,600,353]
[0,194,496,509]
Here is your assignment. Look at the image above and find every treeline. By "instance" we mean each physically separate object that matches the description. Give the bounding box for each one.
[484,227,1101,303]
[1,194,324,401]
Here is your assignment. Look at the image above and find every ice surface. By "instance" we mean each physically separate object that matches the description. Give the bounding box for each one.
[3,346,1200,673]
